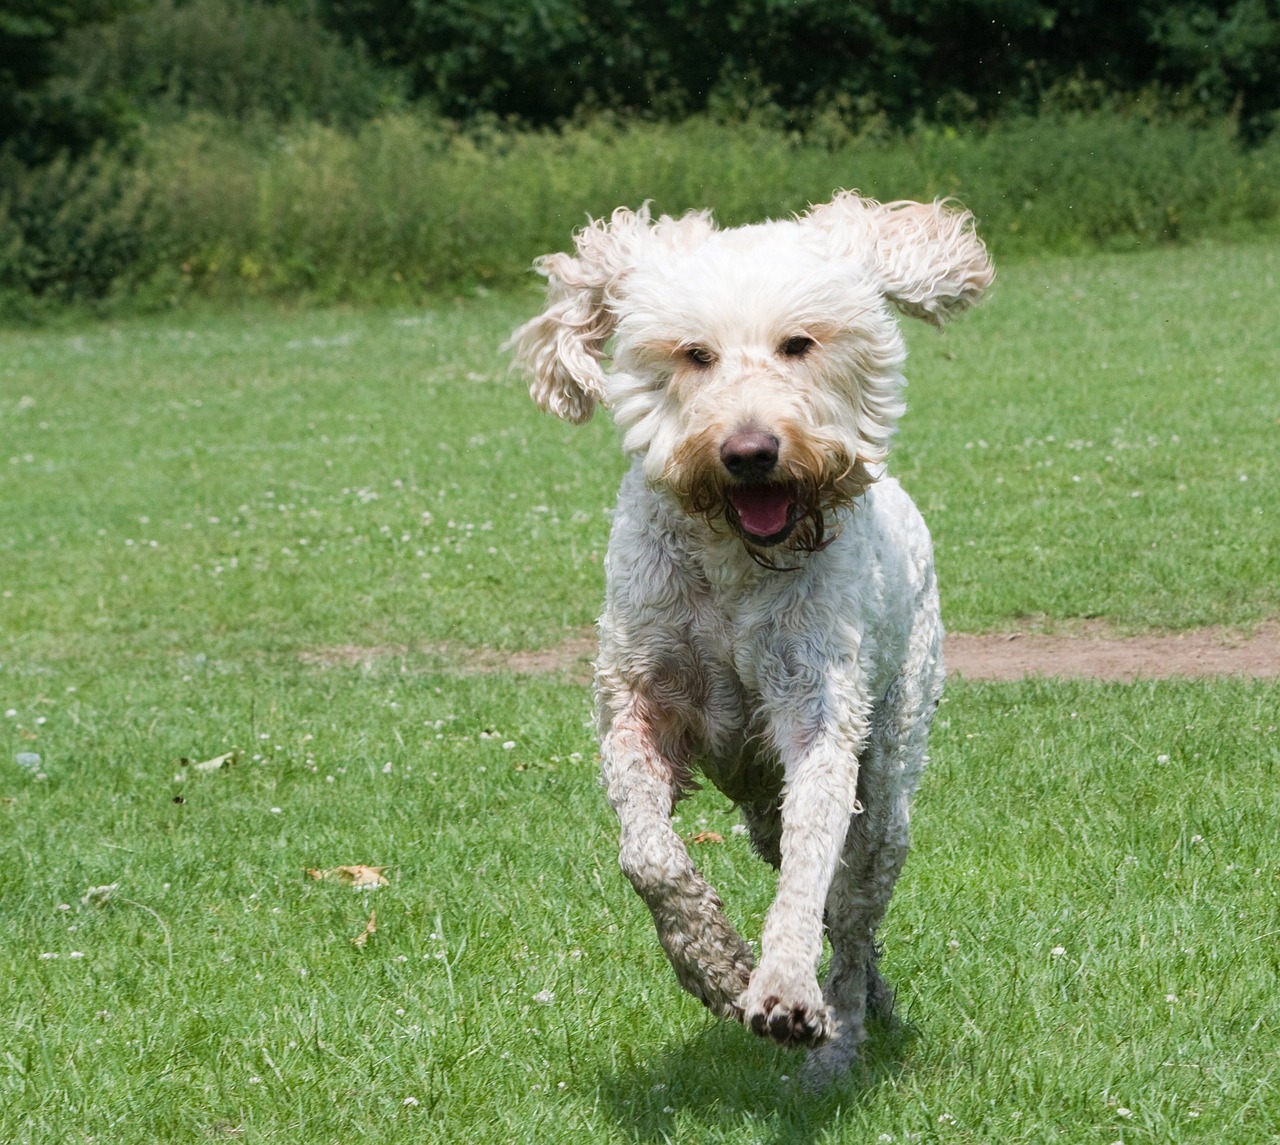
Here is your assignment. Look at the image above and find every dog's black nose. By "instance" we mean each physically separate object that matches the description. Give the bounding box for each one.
[719,431,780,479]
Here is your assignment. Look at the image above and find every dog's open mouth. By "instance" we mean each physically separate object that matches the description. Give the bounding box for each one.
[726,483,798,546]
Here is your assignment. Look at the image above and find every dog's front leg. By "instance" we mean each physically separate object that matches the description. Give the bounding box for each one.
[739,739,862,1048]
[602,707,755,1021]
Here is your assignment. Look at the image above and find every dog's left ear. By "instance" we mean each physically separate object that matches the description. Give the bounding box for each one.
[506,207,652,424]
[807,193,994,328]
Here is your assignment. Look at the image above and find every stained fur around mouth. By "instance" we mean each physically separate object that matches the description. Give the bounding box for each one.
[675,463,877,569]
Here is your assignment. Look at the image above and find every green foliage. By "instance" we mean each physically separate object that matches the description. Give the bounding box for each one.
[316,0,1280,134]
[1151,0,1280,139]
[0,0,138,161]
[52,0,401,128]
[0,143,155,306]
[81,110,1280,306]
[2,106,1278,313]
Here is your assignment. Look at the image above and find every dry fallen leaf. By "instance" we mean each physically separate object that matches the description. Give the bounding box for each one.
[176,750,239,773]
[351,909,377,948]
[306,865,390,890]
[81,882,119,907]
[685,831,725,845]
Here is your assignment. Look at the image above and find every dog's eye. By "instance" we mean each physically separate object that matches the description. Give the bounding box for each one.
[684,345,716,368]
[780,335,815,359]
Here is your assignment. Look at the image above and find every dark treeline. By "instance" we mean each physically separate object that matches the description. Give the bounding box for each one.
[322,0,1280,134]
[3,0,1280,164]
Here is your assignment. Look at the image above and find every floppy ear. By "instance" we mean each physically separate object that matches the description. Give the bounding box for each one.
[806,192,994,328]
[506,206,652,424]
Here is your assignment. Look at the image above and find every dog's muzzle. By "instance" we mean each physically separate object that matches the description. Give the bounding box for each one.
[719,431,798,545]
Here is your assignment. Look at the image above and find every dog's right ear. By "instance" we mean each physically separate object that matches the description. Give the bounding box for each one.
[506,207,652,424]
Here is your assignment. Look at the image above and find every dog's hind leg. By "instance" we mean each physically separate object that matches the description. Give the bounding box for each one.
[800,787,909,1088]
[739,800,782,869]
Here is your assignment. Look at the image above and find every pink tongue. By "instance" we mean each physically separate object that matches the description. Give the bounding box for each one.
[730,485,792,537]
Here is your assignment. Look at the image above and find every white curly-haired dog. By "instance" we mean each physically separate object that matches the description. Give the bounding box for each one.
[508,192,992,1086]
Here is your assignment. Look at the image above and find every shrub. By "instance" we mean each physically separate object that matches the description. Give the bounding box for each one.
[0,142,156,305]
[4,108,1278,311]
[316,0,1280,136]
[52,0,402,127]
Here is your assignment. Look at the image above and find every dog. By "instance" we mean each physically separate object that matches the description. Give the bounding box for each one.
[508,193,992,1085]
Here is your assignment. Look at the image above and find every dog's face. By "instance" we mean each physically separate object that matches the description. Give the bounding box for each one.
[508,194,993,555]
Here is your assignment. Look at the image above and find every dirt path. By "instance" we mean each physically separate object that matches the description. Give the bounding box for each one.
[945,620,1280,682]
[304,621,1280,682]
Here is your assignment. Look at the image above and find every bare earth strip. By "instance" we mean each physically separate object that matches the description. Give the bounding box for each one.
[946,620,1280,682]
[301,622,1280,682]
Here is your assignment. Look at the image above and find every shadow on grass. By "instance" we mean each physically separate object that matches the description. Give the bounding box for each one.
[598,1011,918,1143]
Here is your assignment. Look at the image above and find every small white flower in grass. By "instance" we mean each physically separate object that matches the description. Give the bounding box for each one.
[68,951,85,959]
[1166,994,1178,1003]
[1190,835,1203,845]
[39,952,58,960]
[402,1097,419,1107]
[57,903,70,911]
[662,1106,675,1114]
[269,807,282,815]
[395,1008,406,1016]
[1051,945,1066,957]
[4,710,16,718]
[1116,1106,1133,1117]
[1157,753,1170,763]
[381,762,393,774]
[938,1113,956,1126]
[248,1076,262,1084]
[533,989,555,1004]
[502,741,516,750]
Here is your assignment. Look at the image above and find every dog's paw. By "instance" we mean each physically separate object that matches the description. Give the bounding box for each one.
[739,969,835,1049]
[799,1035,860,1091]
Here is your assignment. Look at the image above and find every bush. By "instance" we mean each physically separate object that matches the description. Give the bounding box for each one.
[51,0,402,127]
[4,108,1278,312]
[133,109,1280,303]
[0,0,139,162]
[316,0,1280,136]
[0,142,156,305]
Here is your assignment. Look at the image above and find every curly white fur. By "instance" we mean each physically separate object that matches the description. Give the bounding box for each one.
[508,193,992,1086]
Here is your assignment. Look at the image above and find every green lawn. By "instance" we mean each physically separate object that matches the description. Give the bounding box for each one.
[2,240,1278,1142]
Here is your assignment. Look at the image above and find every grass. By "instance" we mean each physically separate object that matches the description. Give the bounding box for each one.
[1,239,1278,1142]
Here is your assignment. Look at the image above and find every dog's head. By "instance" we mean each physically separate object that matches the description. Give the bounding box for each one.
[507,193,992,558]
